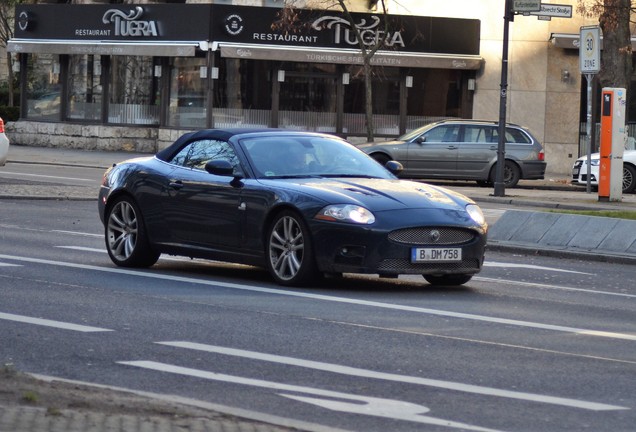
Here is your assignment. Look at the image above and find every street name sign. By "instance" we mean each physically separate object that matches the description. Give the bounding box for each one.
[513,0,541,12]
[529,4,573,19]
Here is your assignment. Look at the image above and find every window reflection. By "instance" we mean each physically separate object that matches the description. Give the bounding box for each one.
[168,57,207,128]
[26,54,61,121]
[68,55,103,121]
[109,56,160,125]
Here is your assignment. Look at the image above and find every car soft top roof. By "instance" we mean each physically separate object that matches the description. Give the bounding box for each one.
[155,128,280,162]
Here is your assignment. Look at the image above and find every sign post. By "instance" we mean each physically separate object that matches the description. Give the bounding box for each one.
[579,26,601,194]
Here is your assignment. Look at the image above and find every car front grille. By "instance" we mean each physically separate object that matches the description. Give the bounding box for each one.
[388,227,476,245]
[377,258,481,274]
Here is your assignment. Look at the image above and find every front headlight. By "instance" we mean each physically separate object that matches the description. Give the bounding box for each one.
[590,159,600,166]
[315,204,375,224]
[466,204,486,225]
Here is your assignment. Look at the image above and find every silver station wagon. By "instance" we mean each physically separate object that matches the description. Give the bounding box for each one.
[358,119,546,188]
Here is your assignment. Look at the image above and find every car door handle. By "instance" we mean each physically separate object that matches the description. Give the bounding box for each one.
[446,145,458,150]
[169,180,184,190]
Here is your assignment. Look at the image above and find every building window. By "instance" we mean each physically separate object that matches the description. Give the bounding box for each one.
[277,63,337,133]
[168,57,207,128]
[214,58,272,128]
[108,56,160,125]
[344,66,400,136]
[67,55,103,122]
[26,54,61,121]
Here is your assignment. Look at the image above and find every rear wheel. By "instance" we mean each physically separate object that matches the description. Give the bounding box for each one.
[622,164,636,193]
[489,161,521,188]
[105,196,159,268]
[266,210,318,286]
[424,274,473,286]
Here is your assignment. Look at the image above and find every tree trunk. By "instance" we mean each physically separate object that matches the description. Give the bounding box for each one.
[364,58,374,142]
[6,51,13,107]
[599,0,632,100]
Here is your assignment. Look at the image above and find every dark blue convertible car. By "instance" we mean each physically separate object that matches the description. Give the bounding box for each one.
[98,129,487,286]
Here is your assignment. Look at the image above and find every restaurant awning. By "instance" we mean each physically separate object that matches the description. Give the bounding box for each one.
[214,42,483,70]
[7,39,204,57]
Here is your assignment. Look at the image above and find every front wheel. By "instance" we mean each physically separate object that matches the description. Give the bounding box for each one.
[371,153,391,167]
[105,196,159,268]
[424,274,473,286]
[622,164,636,193]
[266,210,318,286]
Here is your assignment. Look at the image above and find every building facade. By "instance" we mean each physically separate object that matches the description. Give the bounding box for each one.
[5,0,596,175]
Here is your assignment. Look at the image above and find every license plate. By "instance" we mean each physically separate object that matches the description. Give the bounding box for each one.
[411,248,462,262]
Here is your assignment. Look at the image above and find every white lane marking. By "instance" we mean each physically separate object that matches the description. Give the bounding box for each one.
[0,171,95,182]
[0,262,21,267]
[52,230,102,238]
[56,246,105,252]
[118,360,502,431]
[484,262,594,275]
[2,253,635,341]
[156,342,625,412]
[54,246,193,263]
[474,276,636,299]
[0,312,113,332]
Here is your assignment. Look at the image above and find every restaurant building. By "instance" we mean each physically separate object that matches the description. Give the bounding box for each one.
[6,2,482,152]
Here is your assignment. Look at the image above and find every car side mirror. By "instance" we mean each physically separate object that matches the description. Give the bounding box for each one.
[415,136,426,144]
[385,160,403,176]
[205,160,244,180]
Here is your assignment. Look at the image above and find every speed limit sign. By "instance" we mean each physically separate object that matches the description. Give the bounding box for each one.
[580,26,601,74]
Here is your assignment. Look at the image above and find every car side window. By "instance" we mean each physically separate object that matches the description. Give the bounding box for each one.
[169,139,239,171]
[504,128,531,144]
[423,125,460,143]
[464,126,490,143]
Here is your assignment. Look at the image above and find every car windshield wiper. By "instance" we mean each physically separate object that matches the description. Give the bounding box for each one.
[318,174,383,179]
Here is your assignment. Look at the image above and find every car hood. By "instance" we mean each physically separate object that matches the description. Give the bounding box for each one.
[258,177,473,212]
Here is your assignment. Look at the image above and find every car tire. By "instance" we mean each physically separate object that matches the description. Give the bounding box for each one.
[371,153,391,167]
[424,274,473,286]
[105,196,160,268]
[266,210,318,286]
[489,161,521,188]
[622,164,636,193]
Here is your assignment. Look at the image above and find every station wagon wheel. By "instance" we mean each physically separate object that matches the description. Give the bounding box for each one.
[622,165,636,193]
[490,160,521,187]
[424,274,473,286]
[105,196,159,268]
[266,210,318,286]
[371,153,391,167]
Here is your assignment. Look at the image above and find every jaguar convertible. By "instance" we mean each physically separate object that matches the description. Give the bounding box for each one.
[98,129,488,286]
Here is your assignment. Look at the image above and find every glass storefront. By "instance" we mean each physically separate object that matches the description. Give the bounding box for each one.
[168,57,207,129]
[108,56,160,125]
[68,55,103,122]
[26,54,61,121]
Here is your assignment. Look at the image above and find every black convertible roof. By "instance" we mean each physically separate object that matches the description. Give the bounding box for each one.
[155,128,280,161]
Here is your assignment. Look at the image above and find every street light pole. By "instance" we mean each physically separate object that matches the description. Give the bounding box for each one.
[494,0,513,197]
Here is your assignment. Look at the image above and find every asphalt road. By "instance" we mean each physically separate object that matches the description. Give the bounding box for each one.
[1,198,635,432]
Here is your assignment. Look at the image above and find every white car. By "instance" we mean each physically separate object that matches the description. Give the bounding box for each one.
[571,149,636,193]
[0,117,9,166]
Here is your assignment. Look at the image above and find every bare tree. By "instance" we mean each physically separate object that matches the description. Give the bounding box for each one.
[281,0,391,141]
[577,0,633,93]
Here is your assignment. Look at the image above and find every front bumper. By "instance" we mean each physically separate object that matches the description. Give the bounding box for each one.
[310,209,487,277]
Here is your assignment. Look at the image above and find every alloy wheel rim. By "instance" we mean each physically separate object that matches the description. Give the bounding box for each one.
[269,216,304,280]
[623,168,633,191]
[107,201,138,261]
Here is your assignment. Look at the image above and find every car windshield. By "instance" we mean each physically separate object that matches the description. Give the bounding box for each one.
[397,123,438,142]
[241,135,395,179]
